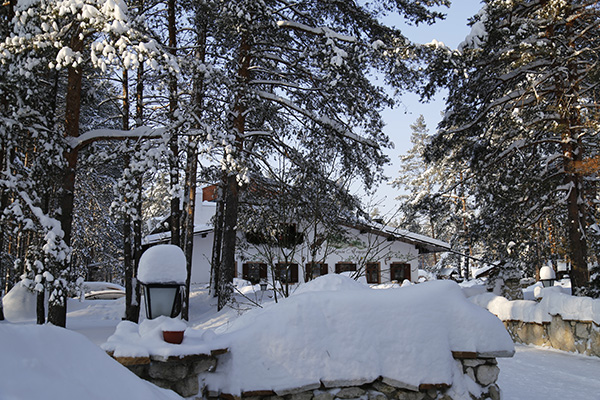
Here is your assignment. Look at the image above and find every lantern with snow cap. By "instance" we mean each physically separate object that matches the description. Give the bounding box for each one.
[539,265,556,288]
[138,244,187,319]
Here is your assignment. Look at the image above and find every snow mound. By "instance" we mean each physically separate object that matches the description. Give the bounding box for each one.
[138,244,187,284]
[291,273,368,295]
[471,287,600,324]
[2,281,37,321]
[204,280,514,396]
[0,324,181,400]
[103,316,225,359]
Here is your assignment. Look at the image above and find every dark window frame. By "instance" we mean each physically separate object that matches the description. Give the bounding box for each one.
[305,262,328,281]
[242,262,267,284]
[335,262,357,274]
[275,262,299,284]
[390,262,411,283]
[366,262,381,284]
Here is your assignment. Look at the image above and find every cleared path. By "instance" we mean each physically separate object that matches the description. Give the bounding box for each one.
[497,344,600,399]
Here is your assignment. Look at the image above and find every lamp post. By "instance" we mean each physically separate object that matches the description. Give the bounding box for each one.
[138,244,187,320]
[259,279,268,302]
[539,265,556,288]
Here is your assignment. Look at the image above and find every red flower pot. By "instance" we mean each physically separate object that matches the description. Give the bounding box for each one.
[162,330,185,344]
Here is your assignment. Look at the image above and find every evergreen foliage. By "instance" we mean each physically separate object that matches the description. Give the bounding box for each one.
[423,0,600,291]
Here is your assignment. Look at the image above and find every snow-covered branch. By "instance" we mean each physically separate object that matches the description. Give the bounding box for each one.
[67,126,166,150]
[276,21,357,43]
[256,90,378,148]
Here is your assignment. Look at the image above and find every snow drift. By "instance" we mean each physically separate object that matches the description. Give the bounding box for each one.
[0,323,181,400]
[203,276,514,395]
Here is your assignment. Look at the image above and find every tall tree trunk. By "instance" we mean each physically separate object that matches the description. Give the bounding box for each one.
[181,13,207,320]
[218,33,250,310]
[122,68,140,322]
[36,289,45,324]
[563,139,588,289]
[210,182,225,298]
[167,0,180,248]
[130,36,145,319]
[182,141,197,320]
[218,174,239,310]
[50,32,83,327]
[561,12,589,291]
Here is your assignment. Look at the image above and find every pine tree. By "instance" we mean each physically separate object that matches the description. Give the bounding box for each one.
[424,0,600,291]
[207,0,450,309]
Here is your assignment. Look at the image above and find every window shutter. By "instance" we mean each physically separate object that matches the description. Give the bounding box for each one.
[242,263,249,281]
[320,263,328,276]
[290,263,298,283]
[259,263,267,280]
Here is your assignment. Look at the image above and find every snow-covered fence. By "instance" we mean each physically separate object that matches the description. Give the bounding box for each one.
[471,287,600,356]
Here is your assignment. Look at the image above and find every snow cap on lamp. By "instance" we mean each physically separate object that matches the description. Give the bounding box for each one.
[138,244,187,285]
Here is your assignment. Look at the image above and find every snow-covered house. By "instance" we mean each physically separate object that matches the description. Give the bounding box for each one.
[145,187,450,286]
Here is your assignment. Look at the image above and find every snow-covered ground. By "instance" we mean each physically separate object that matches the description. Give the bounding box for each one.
[2,278,600,399]
[498,344,600,400]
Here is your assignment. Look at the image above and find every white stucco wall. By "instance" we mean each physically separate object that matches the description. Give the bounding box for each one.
[190,223,422,285]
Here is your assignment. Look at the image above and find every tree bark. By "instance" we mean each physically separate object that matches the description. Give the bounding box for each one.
[218,174,239,310]
[563,139,588,289]
[561,9,589,291]
[218,33,251,310]
[50,32,83,327]
[36,290,45,324]
[167,0,181,248]
[210,181,225,298]
[181,13,207,319]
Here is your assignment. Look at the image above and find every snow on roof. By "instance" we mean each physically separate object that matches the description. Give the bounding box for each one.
[471,286,600,325]
[138,244,187,284]
[144,224,212,245]
[472,262,499,279]
[0,324,180,400]
[202,276,514,396]
[355,222,450,253]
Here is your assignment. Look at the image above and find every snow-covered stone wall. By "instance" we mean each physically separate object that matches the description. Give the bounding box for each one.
[503,315,600,356]
[471,287,600,356]
[205,354,503,400]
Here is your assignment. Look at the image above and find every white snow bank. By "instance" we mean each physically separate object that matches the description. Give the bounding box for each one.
[102,316,227,359]
[83,281,126,293]
[471,287,600,324]
[0,323,181,400]
[2,281,37,321]
[292,273,369,295]
[203,278,514,396]
[138,244,187,284]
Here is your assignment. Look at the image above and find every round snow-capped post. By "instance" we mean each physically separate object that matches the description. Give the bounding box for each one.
[138,244,187,320]
[539,265,556,288]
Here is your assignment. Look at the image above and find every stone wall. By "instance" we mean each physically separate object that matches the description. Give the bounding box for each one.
[110,350,504,400]
[108,351,222,398]
[503,315,600,356]
[207,355,502,400]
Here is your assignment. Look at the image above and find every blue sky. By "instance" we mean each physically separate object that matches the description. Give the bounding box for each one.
[371,0,483,216]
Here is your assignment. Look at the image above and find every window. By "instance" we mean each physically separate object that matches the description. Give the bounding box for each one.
[366,262,380,284]
[275,263,299,283]
[245,223,303,248]
[305,262,328,281]
[242,263,267,284]
[390,263,411,283]
[335,262,357,274]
